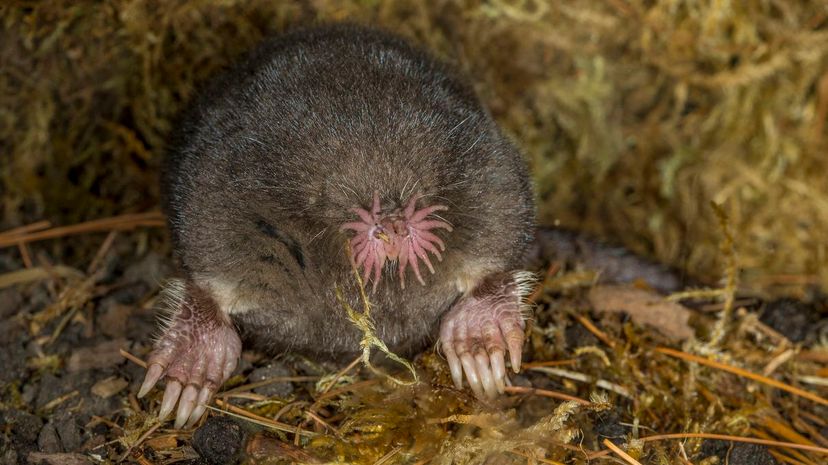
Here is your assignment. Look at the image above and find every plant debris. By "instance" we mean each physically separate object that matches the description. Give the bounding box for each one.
[2,1,828,464]
[0,215,826,464]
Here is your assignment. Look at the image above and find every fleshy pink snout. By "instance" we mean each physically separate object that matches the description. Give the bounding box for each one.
[374,216,409,259]
[340,191,452,289]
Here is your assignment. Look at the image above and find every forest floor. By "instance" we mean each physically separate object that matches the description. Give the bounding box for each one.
[1,220,827,465]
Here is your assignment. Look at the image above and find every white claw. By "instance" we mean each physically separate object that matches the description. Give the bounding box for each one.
[490,350,506,394]
[446,350,464,390]
[138,364,164,398]
[509,343,523,373]
[185,387,212,428]
[474,352,497,399]
[502,322,524,373]
[175,385,200,429]
[459,353,484,398]
[159,381,182,421]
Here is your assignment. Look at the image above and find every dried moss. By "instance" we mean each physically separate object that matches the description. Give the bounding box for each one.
[3,2,828,462]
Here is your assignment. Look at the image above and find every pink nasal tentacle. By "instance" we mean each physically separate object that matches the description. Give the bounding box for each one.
[412,219,452,231]
[341,220,372,232]
[409,204,448,223]
[370,191,382,215]
[352,208,375,225]
[407,241,425,285]
[415,230,446,252]
[411,239,435,274]
[398,241,411,288]
[403,195,419,218]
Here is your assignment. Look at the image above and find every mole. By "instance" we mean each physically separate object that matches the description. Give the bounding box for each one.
[138,23,536,429]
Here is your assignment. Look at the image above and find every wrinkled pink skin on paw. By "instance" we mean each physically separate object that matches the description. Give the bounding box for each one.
[138,284,241,429]
[439,274,527,399]
[340,191,452,289]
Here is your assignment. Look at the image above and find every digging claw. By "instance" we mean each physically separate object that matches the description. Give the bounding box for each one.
[159,381,182,421]
[175,385,200,429]
[140,282,242,428]
[186,388,213,428]
[138,363,164,398]
[490,350,506,394]
[439,272,531,399]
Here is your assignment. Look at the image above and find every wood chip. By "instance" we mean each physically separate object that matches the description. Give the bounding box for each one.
[67,338,128,372]
[91,376,129,398]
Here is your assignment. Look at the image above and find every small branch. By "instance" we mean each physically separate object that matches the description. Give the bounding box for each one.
[573,314,615,348]
[0,220,52,237]
[120,348,148,369]
[504,386,591,405]
[0,212,164,248]
[603,439,643,465]
[212,399,317,437]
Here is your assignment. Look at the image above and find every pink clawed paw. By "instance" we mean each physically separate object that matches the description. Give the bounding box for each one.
[340,191,452,289]
[138,310,241,429]
[439,288,527,399]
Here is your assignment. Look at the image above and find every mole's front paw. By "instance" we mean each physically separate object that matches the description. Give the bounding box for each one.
[439,272,533,399]
[138,284,242,429]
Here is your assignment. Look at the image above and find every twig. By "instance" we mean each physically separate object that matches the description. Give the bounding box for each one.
[573,314,615,348]
[797,350,828,363]
[17,243,33,268]
[305,410,341,438]
[792,416,828,448]
[751,427,821,465]
[315,378,381,403]
[603,439,643,465]
[0,212,165,248]
[504,386,591,405]
[120,349,147,369]
[656,347,828,407]
[0,220,51,237]
[221,376,321,395]
[523,359,577,369]
[40,390,79,412]
[527,366,631,398]
[87,230,118,274]
[768,450,810,465]
[118,422,162,463]
[798,376,828,388]
[213,398,317,437]
[0,265,84,289]
[336,240,417,385]
[320,355,361,394]
[761,417,820,449]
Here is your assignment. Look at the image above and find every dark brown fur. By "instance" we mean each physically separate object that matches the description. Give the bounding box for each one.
[162,24,535,359]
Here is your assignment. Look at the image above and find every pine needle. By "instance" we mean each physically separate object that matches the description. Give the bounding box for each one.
[655,347,828,407]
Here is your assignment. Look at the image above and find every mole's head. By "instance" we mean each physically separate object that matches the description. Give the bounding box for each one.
[340,191,453,290]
